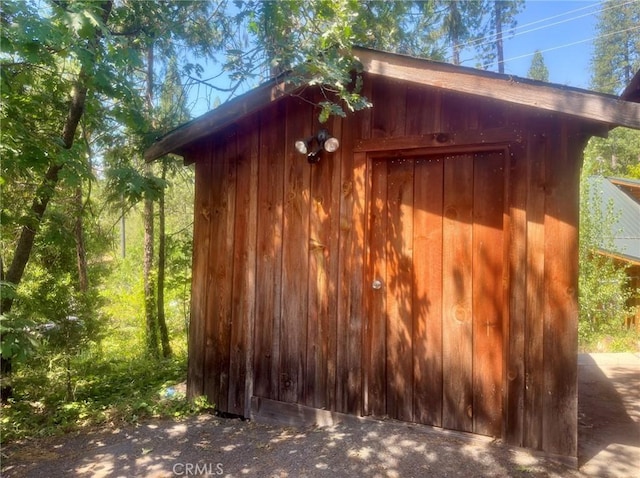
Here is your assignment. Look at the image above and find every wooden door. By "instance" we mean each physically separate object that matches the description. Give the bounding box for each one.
[365,150,506,438]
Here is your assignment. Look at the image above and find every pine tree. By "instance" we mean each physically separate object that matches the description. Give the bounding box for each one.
[477,1,524,73]
[587,0,640,177]
[591,0,640,94]
[155,59,192,359]
[527,50,549,82]
[579,0,639,350]
[438,1,483,65]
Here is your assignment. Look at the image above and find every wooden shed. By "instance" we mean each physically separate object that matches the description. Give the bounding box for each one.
[146,48,640,460]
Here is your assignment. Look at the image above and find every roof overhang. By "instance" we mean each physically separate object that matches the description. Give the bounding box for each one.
[144,78,298,162]
[355,48,640,130]
[595,249,640,267]
[145,47,640,161]
[621,69,640,103]
[608,176,640,203]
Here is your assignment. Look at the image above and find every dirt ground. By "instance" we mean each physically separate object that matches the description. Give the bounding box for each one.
[577,353,640,477]
[1,353,638,478]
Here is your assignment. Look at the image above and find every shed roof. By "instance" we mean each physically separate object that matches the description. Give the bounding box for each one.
[145,48,640,161]
[609,176,640,204]
[588,176,640,265]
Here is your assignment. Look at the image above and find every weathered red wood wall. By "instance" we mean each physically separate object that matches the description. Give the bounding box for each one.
[185,73,586,458]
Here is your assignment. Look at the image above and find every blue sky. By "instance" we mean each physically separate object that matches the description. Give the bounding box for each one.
[189,1,616,116]
[485,0,601,88]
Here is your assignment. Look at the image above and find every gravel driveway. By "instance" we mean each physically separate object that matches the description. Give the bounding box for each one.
[1,414,587,478]
[2,353,638,478]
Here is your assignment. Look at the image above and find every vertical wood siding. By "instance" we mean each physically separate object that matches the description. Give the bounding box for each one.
[412,157,443,427]
[228,117,259,416]
[441,153,475,433]
[186,152,213,399]
[253,100,285,401]
[280,98,311,404]
[186,77,582,458]
[472,151,505,438]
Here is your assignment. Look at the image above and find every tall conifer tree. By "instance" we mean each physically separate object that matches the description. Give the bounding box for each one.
[586,0,640,177]
[527,50,549,82]
[591,0,640,94]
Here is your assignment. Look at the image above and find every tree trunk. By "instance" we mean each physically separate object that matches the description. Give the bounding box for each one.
[120,201,126,258]
[1,163,63,314]
[1,1,112,314]
[143,43,159,357]
[449,2,461,66]
[157,161,172,358]
[452,43,461,66]
[144,190,159,357]
[495,1,505,74]
[0,0,113,402]
[75,184,89,292]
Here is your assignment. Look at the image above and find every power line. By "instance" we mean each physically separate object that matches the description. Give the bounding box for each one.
[461,0,637,51]
[458,1,605,51]
[461,6,602,54]
[458,0,638,65]
[486,25,640,69]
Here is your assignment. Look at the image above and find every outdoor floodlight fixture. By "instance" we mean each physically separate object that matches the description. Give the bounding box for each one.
[295,128,340,163]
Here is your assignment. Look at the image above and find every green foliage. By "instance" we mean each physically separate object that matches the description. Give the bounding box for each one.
[229,1,451,122]
[475,0,525,71]
[583,127,640,177]
[527,50,549,82]
[1,185,111,369]
[0,349,210,443]
[627,162,640,179]
[437,0,484,64]
[162,171,194,328]
[580,1,640,353]
[3,195,196,441]
[585,0,640,180]
[1,285,197,441]
[0,312,39,364]
[579,176,634,350]
[104,163,166,207]
[591,0,640,94]
[98,163,193,350]
[220,0,531,122]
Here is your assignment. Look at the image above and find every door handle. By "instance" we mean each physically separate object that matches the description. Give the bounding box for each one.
[372,279,383,290]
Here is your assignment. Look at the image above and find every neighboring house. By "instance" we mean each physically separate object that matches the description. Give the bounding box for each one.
[588,176,640,329]
[146,48,640,461]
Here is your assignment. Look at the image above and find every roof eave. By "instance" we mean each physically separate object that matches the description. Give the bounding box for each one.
[144,78,298,162]
[145,49,640,161]
[595,249,640,267]
[608,176,640,204]
[354,47,640,131]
